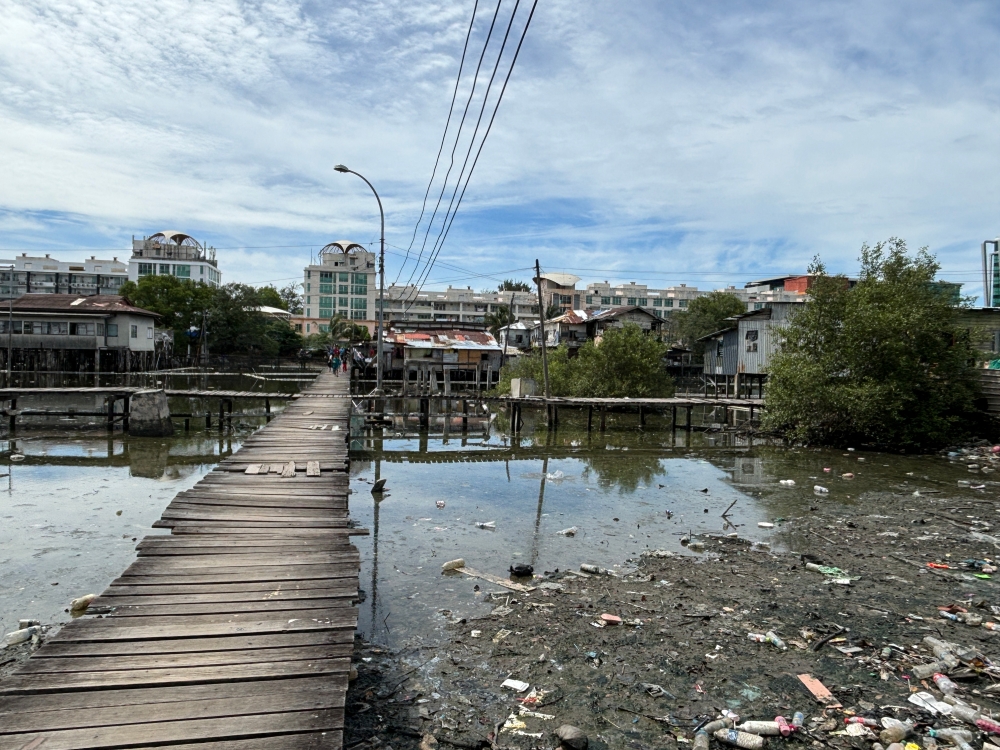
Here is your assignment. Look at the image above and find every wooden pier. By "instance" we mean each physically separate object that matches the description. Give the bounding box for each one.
[0,372,360,749]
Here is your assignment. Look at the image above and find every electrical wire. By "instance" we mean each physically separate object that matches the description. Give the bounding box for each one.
[399,0,505,293]
[407,0,539,310]
[392,0,481,287]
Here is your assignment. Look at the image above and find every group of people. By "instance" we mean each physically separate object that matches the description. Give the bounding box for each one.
[327,346,351,375]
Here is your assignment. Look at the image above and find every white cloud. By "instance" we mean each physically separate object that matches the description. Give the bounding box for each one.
[0,0,998,296]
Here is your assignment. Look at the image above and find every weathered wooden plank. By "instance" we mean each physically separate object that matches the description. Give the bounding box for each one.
[27,631,353,659]
[46,613,356,643]
[14,644,353,676]
[0,686,345,733]
[0,708,345,750]
[94,586,355,606]
[0,659,351,695]
[244,464,263,475]
[102,598,353,618]
[307,461,320,477]
[280,461,296,478]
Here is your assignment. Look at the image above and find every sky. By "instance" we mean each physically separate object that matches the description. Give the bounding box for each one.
[1,0,999,300]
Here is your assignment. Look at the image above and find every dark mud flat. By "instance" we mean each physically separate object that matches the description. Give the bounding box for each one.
[346,485,1000,750]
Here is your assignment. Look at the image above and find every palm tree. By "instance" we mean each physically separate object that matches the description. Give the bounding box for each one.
[327,314,352,344]
[484,304,515,338]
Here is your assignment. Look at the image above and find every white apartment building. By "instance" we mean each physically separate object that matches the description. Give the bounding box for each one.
[0,253,129,300]
[583,281,711,317]
[381,285,537,326]
[130,231,221,287]
[298,241,377,335]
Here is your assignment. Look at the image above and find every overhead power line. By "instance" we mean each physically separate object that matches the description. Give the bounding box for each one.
[392,0,482,288]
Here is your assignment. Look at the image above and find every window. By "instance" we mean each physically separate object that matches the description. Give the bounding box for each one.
[350,298,367,310]
[306,270,312,279]
[717,340,724,358]
[294,323,302,332]
[97,324,104,335]
[306,283,311,292]
[338,297,349,308]
[745,329,758,352]
[339,273,349,282]
[350,310,366,320]
[319,296,333,309]
[69,322,96,335]
[351,284,367,296]
[159,264,170,275]
[138,263,154,276]
[306,308,310,317]
[320,271,332,281]
[653,298,662,307]
[665,299,674,307]
[130,324,138,339]
[639,298,647,306]
[627,297,636,306]
[107,323,118,336]
[319,283,333,294]
[613,297,622,305]
[319,324,329,333]
[174,265,191,278]
[147,327,153,339]
[600,296,610,305]
[679,299,688,308]
[586,296,593,304]
[0,321,21,334]
[351,273,367,285]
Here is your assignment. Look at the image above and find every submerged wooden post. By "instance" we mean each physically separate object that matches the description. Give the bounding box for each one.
[685,405,693,432]
[587,405,593,432]
[600,407,607,432]
[639,405,645,427]
[107,396,115,432]
[122,395,130,433]
[462,399,469,430]
[218,401,224,433]
[8,397,16,434]
[671,405,677,431]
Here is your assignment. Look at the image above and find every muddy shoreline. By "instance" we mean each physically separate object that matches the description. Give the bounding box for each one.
[346,449,1000,750]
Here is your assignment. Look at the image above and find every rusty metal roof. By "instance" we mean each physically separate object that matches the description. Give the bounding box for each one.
[9,294,159,317]
[385,329,500,350]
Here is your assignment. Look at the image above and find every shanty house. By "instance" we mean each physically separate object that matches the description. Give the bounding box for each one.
[1,294,161,372]
[698,301,803,397]
[385,327,503,394]
[586,306,663,338]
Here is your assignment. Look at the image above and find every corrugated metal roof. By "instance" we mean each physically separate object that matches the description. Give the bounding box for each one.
[385,329,501,351]
[10,294,159,317]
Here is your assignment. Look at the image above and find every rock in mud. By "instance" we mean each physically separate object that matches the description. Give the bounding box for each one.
[555,725,588,750]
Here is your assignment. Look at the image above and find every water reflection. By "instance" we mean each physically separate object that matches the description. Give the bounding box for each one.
[350,409,983,648]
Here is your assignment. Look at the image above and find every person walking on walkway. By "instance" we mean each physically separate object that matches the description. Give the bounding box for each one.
[331,351,341,376]
[341,346,349,373]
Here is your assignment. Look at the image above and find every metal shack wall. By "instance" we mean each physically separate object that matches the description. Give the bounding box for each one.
[704,329,739,375]
[738,317,774,374]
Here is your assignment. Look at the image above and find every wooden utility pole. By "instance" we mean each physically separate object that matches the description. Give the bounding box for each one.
[534,260,551,398]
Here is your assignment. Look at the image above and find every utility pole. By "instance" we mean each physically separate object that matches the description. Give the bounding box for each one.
[534,260,550,398]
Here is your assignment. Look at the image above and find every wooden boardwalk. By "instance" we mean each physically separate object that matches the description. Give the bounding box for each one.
[0,388,296,400]
[0,372,359,750]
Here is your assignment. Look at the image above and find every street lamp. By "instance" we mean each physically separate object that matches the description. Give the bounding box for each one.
[335,164,385,395]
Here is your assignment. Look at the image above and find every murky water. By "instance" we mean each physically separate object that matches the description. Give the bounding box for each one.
[1,391,990,649]
[349,408,994,646]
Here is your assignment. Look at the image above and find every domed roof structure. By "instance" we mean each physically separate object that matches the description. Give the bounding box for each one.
[148,231,202,248]
[320,240,367,254]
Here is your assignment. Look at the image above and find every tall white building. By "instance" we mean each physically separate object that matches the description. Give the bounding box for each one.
[129,231,221,287]
[298,241,377,334]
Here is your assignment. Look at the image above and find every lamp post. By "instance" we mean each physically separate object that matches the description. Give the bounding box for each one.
[335,165,385,395]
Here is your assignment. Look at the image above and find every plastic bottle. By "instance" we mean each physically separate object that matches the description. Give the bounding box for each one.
[945,703,980,726]
[977,717,1000,735]
[940,611,961,622]
[747,633,767,643]
[714,729,765,750]
[774,717,792,737]
[765,631,787,651]
[879,719,913,745]
[912,661,951,680]
[984,622,1000,631]
[703,720,730,734]
[791,713,804,730]
[0,626,40,647]
[933,673,960,695]
[924,637,959,662]
[579,564,613,575]
[846,717,880,728]
[693,730,710,750]
[929,729,973,750]
[738,722,782,736]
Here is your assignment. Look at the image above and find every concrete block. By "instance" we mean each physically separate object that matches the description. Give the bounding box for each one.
[129,389,174,437]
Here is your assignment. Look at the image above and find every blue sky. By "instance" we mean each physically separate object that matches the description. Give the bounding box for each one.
[1,1,999,299]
